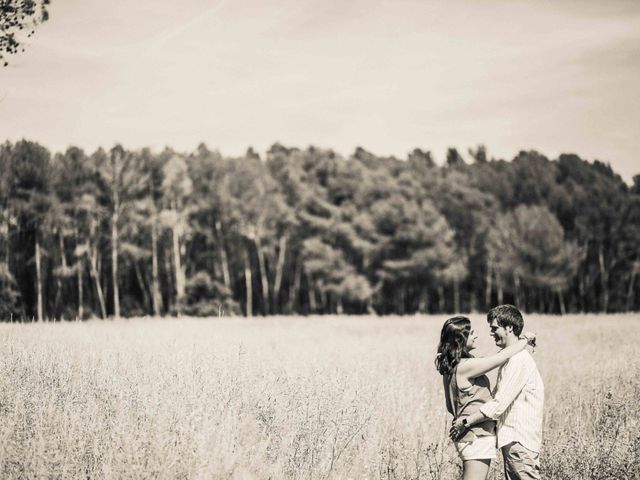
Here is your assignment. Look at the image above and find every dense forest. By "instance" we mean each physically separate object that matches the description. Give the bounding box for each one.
[0,140,638,320]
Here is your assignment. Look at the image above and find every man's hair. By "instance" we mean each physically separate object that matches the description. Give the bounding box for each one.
[487,304,524,336]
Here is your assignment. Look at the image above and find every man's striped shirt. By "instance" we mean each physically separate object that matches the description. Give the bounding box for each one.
[480,350,544,453]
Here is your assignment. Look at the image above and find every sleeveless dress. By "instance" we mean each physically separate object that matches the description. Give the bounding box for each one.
[445,365,496,442]
[444,365,497,460]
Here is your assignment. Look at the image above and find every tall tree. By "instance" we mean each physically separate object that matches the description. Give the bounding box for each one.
[222,152,283,315]
[488,205,578,313]
[7,140,51,320]
[160,152,193,309]
[556,154,632,312]
[0,143,22,319]
[266,144,306,312]
[95,145,147,318]
[53,146,92,319]
[187,144,234,307]
[137,148,166,316]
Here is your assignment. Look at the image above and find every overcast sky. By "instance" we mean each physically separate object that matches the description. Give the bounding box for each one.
[1,0,639,182]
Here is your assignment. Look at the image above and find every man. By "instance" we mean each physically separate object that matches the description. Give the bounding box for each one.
[450,305,544,480]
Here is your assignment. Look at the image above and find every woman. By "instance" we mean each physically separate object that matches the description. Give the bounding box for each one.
[435,316,534,480]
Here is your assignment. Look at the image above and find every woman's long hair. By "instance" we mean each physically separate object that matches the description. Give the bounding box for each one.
[435,316,472,376]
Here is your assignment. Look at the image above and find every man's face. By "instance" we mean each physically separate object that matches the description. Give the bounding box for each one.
[489,319,511,348]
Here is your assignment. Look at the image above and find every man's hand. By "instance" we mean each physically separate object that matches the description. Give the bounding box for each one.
[449,418,467,442]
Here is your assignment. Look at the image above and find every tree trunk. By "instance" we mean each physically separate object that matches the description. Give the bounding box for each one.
[103,261,109,308]
[111,208,120,319]
[307,272,316,313]
[578,273,586,313]
[35,237,43,322]
[77,255,84,320]
[56,232,68,310]
[89,245,107,319]
[437,285,445,313]
[254,236,269,315]
[91,252,107,319]
[151,216,162,316]
[273,235,287,311]
[496,273,504,305]
[291,262,302,313]
[626,262,638,311]
[109,150,121,320]
[557,289,566,315]
[164,249,173,310]
[59,233,68,270]
[453,279,460,313]
[134,261,150,312]
[578,241,589,312]
[243,245,253,317]
[418,290,429,313]
[214,220,231,290]
[288,258,302,314]
[172,225,185,304]
[2,207,8,266]
[514,274,521,308]
[394,286,402,314]
[598,246,609,312]
[485,263,493,309]
[366,297,376,315]
[336,296,344,315]
[538,287,545,312]
[469,289,477,313]
[181,232,189,280]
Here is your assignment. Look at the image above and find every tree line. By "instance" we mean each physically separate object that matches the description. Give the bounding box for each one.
[0,140,638,320]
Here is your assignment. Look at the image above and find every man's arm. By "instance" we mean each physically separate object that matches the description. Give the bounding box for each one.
[479,354,530,420]
[450,352,535,441]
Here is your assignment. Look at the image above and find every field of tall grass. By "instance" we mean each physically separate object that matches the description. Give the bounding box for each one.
[0,314,638,479]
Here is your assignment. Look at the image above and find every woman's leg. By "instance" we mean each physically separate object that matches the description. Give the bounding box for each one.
[462,459,491,480]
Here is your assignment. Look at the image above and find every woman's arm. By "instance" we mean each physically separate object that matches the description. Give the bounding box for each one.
[450,410,488,441]
[457,332,535,380]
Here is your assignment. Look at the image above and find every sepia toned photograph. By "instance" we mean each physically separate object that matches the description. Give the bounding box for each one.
[1,1,639,479]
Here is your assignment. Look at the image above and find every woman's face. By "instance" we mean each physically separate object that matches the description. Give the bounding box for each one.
[465,327,477,351]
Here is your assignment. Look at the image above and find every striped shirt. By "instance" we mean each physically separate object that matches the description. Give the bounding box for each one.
[480,350,544,452]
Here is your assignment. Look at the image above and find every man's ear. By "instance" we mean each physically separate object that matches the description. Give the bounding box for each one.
[505,325,513,334]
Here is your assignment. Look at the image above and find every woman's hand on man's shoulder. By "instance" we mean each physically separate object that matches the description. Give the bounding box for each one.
[520,331,536,347]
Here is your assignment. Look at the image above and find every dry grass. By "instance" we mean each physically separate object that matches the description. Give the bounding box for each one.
[0,314,638,480]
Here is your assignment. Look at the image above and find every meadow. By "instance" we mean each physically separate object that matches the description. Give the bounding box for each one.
[0,314,638,480]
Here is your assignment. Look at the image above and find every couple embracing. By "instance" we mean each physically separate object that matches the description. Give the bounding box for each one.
[436,305,544,480]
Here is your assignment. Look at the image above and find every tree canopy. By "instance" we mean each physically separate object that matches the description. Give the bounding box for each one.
[0,140,638,319]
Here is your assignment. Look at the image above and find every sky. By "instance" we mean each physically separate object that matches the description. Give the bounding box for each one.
[1,0,639,182]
